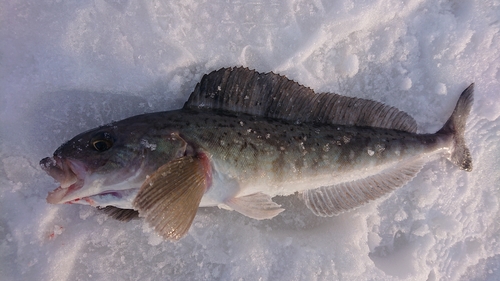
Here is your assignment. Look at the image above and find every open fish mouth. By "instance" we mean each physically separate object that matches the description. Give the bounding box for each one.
[40,157,88,204]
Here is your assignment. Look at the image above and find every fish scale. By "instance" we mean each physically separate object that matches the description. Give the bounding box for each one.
[40,67,473,240]
[173,110,446,197]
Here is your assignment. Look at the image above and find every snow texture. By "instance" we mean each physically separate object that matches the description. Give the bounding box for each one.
[1,0,500,280]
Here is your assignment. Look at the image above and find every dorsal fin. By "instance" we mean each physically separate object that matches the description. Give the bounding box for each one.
[184,67,417,133]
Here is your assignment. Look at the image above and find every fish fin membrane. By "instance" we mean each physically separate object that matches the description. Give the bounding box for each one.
[98,206,139,222]
[185,67,417,133]
[226,192,284,220]
[133,156,208,240]
[437,83,474,172]
[302,160,424,216]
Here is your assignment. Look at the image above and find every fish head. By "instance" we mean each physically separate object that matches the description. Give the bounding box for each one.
[40,119,187,208]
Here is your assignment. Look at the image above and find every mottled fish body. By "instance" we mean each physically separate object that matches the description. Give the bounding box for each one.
[40,67,473,240]
[159,110,444,201]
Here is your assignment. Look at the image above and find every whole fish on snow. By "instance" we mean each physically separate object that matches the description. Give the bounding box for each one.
[40,67,473,240]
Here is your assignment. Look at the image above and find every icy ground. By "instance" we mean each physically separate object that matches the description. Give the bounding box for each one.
[1,0,500,280]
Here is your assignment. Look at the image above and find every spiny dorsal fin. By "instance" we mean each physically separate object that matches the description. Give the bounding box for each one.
[185,67,417,133]
[302,160,424,216]
[133,156,209,240]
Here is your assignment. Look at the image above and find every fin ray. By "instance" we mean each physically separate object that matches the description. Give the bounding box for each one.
[98,206,139,221]
[438,83,474,171]
[185,67,418,132]
[133,156,208,240]
[302,160,424,216]
[226,192,284,220]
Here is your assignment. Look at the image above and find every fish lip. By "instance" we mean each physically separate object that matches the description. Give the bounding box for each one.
[41,156,89,204]
[46,179,84,204]
[69,189,137,206]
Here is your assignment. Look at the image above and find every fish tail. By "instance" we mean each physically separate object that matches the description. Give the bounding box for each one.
[438,83,474,171]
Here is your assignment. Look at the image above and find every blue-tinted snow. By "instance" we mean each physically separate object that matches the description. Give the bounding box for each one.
[1,0,499,280]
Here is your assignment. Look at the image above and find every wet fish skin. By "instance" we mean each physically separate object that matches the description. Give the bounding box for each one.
[72,109,444,199]
[40,67,473,240]
[42,116,188,206]
[173,110,446,196]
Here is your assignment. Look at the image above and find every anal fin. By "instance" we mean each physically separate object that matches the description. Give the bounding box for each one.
[226,192,284,220]
[133,156,209,240]
[302,160,424,216]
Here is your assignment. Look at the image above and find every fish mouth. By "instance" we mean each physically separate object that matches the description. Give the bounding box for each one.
[40,157,88,204]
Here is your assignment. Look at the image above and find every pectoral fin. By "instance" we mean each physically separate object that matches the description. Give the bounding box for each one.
[226,192,284,220]
[133,156,209,240]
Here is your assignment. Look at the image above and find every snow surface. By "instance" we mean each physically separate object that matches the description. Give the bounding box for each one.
[1,0,500,280]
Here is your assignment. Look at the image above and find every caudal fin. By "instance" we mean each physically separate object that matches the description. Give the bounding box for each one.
[438,83,474,171]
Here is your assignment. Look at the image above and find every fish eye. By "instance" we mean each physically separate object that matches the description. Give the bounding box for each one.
[90,132,114,152]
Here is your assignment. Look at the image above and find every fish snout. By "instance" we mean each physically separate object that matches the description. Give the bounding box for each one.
[40,156,59,171]
[41,156,87,204]
[40,156,66,181]
[40,156,80,189]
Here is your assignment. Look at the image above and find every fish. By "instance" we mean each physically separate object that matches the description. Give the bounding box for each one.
[40,67,473,240]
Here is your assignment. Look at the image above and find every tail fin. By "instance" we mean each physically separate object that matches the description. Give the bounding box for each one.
[438,83,474,171]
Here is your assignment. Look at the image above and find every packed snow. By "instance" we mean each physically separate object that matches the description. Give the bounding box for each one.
[1,0,500,280]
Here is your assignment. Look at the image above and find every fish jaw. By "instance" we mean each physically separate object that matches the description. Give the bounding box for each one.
[65,188,140,209]
[41,156,143,208]
[40,157,82,189]
[41,157,88,204]
[46,181,84,204]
